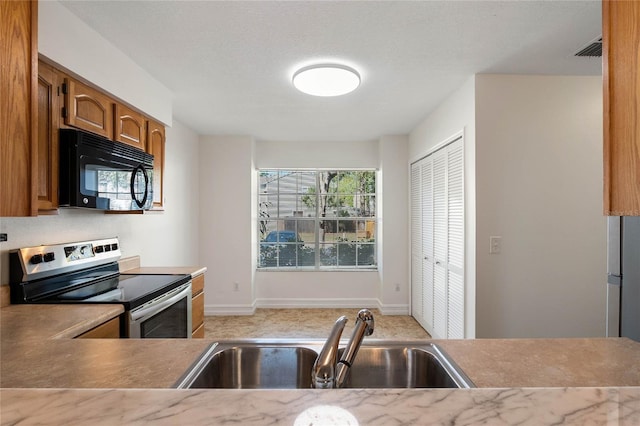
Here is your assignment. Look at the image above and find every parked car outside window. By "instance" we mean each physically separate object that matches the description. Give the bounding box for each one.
[263,231,303,244]
[260,231,310,267]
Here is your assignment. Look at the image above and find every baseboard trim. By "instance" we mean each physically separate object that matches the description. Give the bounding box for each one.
[255,298,380,309]
[377,304,410,315]
[205,300,410,316]
[205,303,256,316]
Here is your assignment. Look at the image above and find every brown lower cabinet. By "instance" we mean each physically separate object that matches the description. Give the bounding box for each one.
[76,317,120,339]
[191,274,205,338]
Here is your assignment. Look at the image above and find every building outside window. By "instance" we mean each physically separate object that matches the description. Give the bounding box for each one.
[258,169,377,270]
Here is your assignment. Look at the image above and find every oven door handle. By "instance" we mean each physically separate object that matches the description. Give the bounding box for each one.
[130,283,191,322]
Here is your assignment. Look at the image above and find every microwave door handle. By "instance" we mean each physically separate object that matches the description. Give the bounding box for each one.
[130,164,149,208]
[130,284,191,322]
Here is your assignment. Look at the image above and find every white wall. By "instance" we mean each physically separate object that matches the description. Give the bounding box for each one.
[199,138,410,314]
[475,74,606,338]
[199,136,256,314]
[0,119,201,284]
[378,136,410,313]
[38,0,172,125]
[408,76,477,337]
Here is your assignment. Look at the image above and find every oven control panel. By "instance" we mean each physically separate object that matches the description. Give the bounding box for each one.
[11,237,122,282]
[64,244,95,261]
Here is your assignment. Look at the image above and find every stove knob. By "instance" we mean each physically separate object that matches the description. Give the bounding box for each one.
[44,252,55,262]
[30,254,43,264]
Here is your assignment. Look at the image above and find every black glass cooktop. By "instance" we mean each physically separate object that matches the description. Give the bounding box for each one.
[44,273,190,310]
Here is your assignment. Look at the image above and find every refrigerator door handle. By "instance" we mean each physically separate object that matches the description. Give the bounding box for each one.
[607,274,622,286]
[606,279,621,337]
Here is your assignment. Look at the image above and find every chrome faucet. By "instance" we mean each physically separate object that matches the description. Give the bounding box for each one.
[312,309,375,388]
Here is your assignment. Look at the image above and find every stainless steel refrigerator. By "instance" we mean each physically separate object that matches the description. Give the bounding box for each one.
[607,217,640,342]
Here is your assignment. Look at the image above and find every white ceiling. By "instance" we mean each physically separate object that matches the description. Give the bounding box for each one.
[59,1,602,142]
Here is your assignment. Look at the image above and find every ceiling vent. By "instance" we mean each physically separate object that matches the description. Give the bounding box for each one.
[575,37,602,57]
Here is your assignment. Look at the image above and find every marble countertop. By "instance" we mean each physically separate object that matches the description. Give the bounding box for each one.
[1,304,124,340]
[2,298,640,425]
[437,338,640,388]
[2,387,639,425]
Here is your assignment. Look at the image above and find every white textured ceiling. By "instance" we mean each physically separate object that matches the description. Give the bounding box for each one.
[59,1,602,142]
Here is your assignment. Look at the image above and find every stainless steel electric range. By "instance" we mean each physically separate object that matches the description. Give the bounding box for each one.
[9,237,192,338]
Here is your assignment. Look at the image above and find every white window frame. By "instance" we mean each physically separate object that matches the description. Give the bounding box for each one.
[257,169,378,271]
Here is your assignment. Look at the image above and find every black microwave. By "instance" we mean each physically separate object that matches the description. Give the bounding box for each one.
[59,129,154,211]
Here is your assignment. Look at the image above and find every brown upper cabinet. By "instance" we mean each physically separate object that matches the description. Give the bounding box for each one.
[114,103,146,150]
[37,60,60,212]
[146,119,166,209]
[63,77,114,140]
[1,0,38,217]
[603,0,640,216]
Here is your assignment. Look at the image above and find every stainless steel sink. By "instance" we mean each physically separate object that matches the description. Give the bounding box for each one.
[336,344,471,388]
[174,340,474,389]
[179,344,318,389]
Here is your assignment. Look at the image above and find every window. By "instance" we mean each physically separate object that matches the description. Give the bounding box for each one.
[258,170,377,270]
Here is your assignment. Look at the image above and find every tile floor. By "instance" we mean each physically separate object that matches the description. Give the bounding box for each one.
[204,308,430,340]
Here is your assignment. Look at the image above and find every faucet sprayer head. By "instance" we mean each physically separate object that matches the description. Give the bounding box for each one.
[356,309,375,336]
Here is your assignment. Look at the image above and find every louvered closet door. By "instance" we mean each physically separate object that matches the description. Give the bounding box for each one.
[432,148,448,339]
[411,136,464,339]
[421,158,435,332]
[410,163,424,327]
[446,140,465,339]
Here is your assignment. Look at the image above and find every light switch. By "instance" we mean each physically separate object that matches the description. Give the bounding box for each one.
[489,236,502,254]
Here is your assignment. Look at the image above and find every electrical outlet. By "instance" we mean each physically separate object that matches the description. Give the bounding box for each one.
[233,282,239,291]
[489,236,502,254]
[0,233,6,242]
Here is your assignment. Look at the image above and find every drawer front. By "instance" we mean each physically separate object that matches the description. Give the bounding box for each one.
[192,323,205,338]
[192,274,205,296]
[76,317,120,338]
[192,291,204,333]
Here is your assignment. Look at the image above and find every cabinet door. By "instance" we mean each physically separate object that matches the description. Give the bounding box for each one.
[603,1,640,215]
[191,274,205,338]
[37,60,60,211]
[63,77,114,139]
[114,103,146,150]
[146,119,165,209]
[1,0,38,217]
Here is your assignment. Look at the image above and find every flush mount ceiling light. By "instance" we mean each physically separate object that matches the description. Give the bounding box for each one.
[292,64,361,97]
